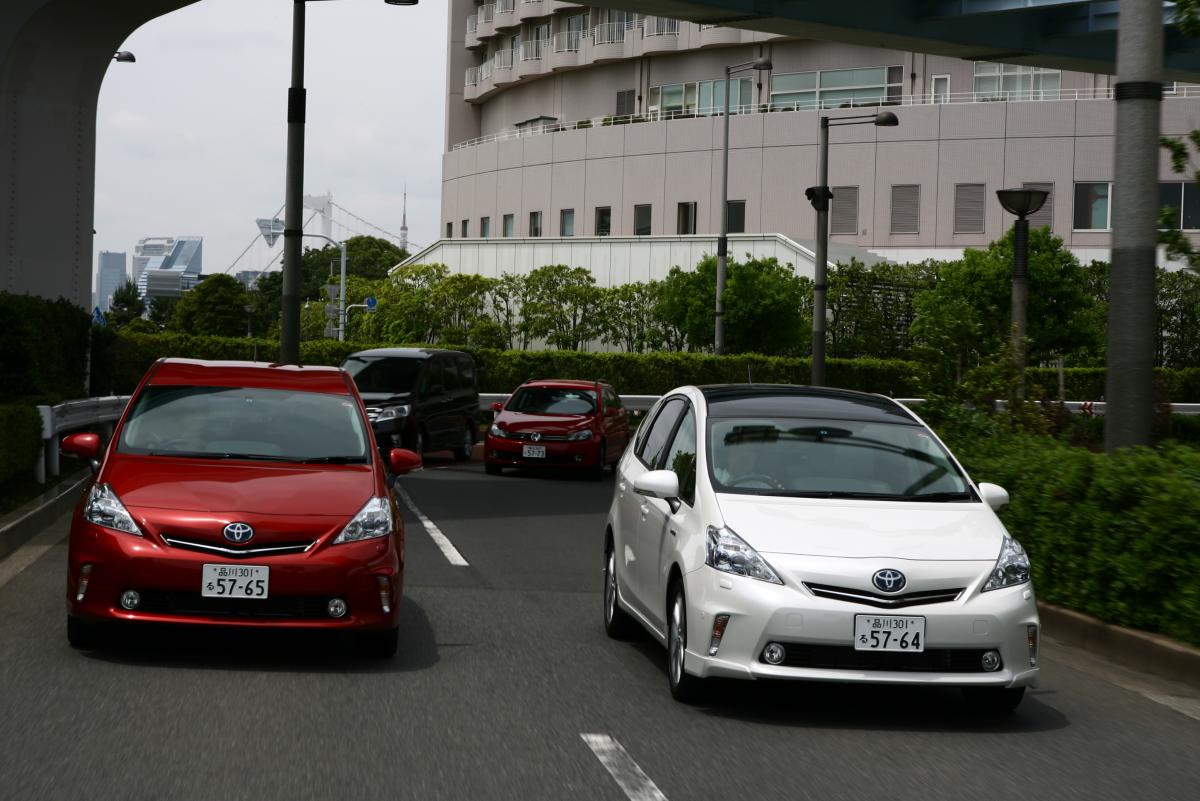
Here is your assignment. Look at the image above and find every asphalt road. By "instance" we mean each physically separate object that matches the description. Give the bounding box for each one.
[0,456,1197,801]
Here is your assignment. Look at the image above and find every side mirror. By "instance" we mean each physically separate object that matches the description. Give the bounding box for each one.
[634,469,680,502]
[388,448,423,475]
[61,433,101,461]
[977,482,1010,511]
[491,401,504,413]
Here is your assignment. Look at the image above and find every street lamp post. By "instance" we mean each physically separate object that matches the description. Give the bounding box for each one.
[715,55,772,356]
[279,0,417,365]
[259,217,347,340]
[805,110,899,386]
[996,188,1049,400]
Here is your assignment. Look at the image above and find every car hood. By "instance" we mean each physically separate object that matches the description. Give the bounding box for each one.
[715,494,1006,561]
[104,457,374,516]
[497,413,590,432]
[358,391,412,405]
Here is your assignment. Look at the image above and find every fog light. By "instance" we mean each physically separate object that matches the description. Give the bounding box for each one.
[327,598,348,619]
[574,455,583,462]
[708,614,730,656]
[981,649,1002,672]
[377,576,392,614]
[763,642,786,665]
[1027,624,1039,667]
[119,590,140,610]
[75,565,93,602]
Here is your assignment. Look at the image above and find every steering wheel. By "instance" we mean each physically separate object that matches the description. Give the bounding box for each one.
[729,473,785,490]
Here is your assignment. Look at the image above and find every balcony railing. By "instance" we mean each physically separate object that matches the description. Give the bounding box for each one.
[593,21,625,45]
[553,30,582,52]
[493,48,514,70]
[480,60,493,80]
[520,39,548,61]
[643,16,680,37]
[497,0,515,13]
[467,15,477,34]
[479,3,494,23]
[465,66,481,86]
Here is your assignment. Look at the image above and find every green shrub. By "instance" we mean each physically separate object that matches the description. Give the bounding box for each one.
[0,403,42,485]
[0,292,90,403]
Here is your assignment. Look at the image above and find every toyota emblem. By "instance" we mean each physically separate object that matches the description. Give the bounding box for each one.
[223,522,254,544]
[872,569,906,593]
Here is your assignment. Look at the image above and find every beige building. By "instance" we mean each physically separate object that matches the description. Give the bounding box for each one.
[432,1,1200,275]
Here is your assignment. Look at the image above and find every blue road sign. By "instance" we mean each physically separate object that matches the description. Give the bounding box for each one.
[365,296,377,310]
[91,307,107,327]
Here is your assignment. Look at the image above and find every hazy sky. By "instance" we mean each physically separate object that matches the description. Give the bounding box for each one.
[94,0,447,286]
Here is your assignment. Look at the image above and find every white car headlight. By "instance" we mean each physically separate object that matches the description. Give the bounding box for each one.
[84,482,142,536]
[567,429,593,441]
[705,526,782,585]
[982,536,1031,591]
[376,404,410,422]
[489,423,509,438]
[334,497,394,544]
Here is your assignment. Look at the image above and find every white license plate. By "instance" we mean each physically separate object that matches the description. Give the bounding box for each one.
[522,444,547,458]
[201,564,269,599]
[854,615,925,652]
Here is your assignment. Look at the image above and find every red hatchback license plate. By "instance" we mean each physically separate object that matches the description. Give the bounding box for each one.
[201,564,269,599]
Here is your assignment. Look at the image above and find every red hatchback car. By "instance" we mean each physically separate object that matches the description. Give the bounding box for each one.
[484,379,630,478]
[60,359,421,657]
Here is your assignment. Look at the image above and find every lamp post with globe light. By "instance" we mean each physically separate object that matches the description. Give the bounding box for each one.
[996,187,1049,399]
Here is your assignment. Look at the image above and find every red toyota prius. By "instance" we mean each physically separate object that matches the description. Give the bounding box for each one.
[61,359,420,657]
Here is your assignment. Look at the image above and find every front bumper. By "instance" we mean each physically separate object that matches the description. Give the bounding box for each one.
[67,522,402,631]
[681,565,1040,688]
[485,435,600,469]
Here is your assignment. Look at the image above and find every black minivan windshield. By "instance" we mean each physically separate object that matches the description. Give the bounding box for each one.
[342,356,423,394]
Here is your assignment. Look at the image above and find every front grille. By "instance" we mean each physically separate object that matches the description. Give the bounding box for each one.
[768,643,998,673]
[501,431,571,442]
[162,536,315,558]
[134,590,335,619]
[489,448,585,465]
[804,582,964,609]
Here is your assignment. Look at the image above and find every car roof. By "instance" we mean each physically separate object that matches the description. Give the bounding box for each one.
[698,384,918,425]
[343,348,467,360]
[520,379,606,389]
[148,359,354,394]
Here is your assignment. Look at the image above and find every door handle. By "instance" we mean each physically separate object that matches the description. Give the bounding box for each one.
[670,529,677,538]
[618,481,626,492]
[639,503,649,520]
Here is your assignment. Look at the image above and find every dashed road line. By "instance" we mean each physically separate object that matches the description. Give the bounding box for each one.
[581,733,669,801]
[393,482,469,567]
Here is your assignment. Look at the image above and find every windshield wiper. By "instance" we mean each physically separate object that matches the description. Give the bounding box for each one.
[146,451,294,462]
[756,490,972,501]
[902,491,974,502]
[298,456,368,464]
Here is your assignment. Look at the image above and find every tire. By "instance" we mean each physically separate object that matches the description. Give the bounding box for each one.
[590,441,607,481]
[453,424,474,462]
[409,428,425,455]
[67,616,105,650]
[667,581,705,703]
[962,686,1025,714]
[485,461,502,476]
[357,627,399,659]
[603,541,638,640]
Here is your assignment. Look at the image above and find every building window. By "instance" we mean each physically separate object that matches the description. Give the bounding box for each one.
[771,66,902,110]
[830,187,859,235]
[529,211,542,237]
[649,78,750,116]
[930,74,950,104]
[973,63,1061,100]
[726,200,746,234]
[677,202,697,235]
[480,216,491,238]
[446,222,453,239]
[1073,182,1111,230]
[461,219,469,238]
[595,206,611,236]
[954,184,986,234]
[1022,183,1053,231]
[634,204,652,236]
[560,208,575,236]
[503,214,515,237]
[1158,182,1200,229]
[616,89,636,116]
[890,185,920,234]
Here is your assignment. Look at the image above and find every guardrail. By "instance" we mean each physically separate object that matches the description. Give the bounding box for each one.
[35,396,130,483]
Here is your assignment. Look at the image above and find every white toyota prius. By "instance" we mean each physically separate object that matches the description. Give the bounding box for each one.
[603,385,1039,712]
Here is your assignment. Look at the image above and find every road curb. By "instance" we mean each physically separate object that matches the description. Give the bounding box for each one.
[1039,601,1200,691]
[0,472,88,562]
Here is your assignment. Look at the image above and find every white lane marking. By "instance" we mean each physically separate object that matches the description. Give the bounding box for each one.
[0,476,87,591]
[393,482,469,567]
[581,734,669,801]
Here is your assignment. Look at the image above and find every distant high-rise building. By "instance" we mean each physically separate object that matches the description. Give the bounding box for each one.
[95,251,127,312]
[400,187,409,254]
[134,236,203,300]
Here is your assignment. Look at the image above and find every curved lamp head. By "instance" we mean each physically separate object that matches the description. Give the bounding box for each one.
[996,188,1049,218]
[112,51,136,63]
[751,56,773,71]
[873,111,899,127]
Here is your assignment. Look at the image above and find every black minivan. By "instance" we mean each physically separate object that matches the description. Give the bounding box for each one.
[341,348,480,460]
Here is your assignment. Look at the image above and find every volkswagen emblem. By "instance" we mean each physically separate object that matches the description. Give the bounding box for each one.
[530,432,541,442]
[872,569,906,593]
[223,522,254,544]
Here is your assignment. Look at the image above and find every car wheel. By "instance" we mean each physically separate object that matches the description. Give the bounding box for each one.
[667,582,705,703]
[357,627,399,659]
[962,686,1025,714]
[67,616,105,650]
[485,461,502,476]
[603,541,638,640]
[453,424,474,462]
[410,428,425,455]
[590,441,607,481]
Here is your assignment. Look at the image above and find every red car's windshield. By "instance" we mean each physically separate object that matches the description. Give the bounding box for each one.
[507,387,597,415]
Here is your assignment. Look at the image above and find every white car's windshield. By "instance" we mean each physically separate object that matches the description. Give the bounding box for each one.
[118,385,370,463]
[708,417,972,500]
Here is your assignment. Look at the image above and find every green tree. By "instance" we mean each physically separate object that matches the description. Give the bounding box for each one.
[827,260,933,360]
[490,272,530,350]
[1158,268,1200,368]
[521,265,603,350]
[434,273,498,345]
[301,235,408,285]
[169,274,253,337]
[147,296,179,329]
[600,282,662,353]
[107,280,145,328]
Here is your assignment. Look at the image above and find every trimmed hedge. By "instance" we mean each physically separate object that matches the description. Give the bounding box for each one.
[0,403,43,485]
[940,424,1200,647]
[1026,366,1200,402]
[0,293,90,403]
